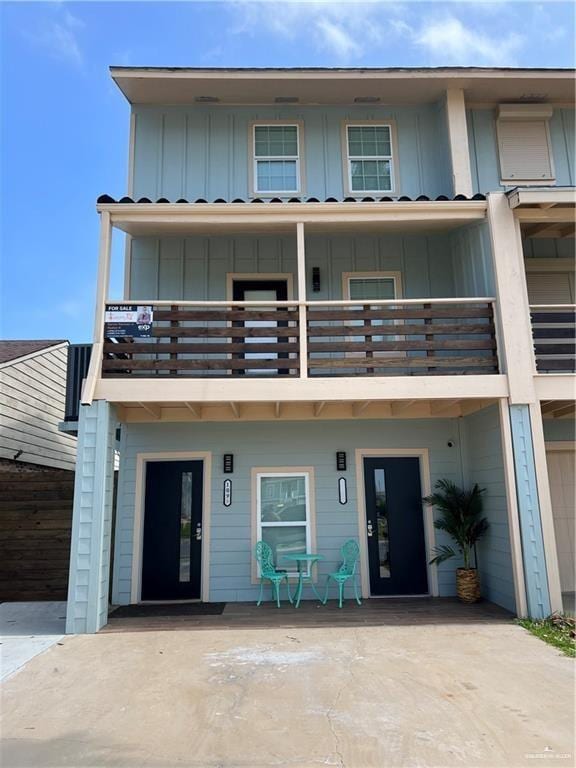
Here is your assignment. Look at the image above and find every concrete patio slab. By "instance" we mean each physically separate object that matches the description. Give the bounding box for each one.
[0,602,66,682]
[1,613,574,768]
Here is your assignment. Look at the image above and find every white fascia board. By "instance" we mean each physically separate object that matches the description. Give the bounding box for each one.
[508,187,576,208]
[93,374,509,404]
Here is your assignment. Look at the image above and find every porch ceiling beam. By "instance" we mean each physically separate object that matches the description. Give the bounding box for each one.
[314,401,326,417]
[183,402,201,418]
[539,203,557,209]
[551,403,576,418]
[229,402,241,419]
[560,224,576,238]
[138,402,161,419]
[525,222,564,237]
[430,399,461,416]
[390,400,416,415]
[352,401,370,417]
[541,400,565,414]
[516,208,576,223]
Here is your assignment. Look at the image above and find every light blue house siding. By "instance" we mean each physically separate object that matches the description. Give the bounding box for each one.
[522,236,575,260]
[131,103,453,202]
[467,108,575,194]
[129,228,496,301]
[543,419,576,443]
[460,405,516,612]
[112,409,516,610]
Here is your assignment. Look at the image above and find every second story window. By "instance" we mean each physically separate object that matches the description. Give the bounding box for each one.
[253,124,301,195]
[345,124,396,195]
[496,104,555,184]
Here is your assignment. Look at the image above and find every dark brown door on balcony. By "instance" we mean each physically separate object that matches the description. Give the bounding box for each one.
[142,460,203,600]
[363,457,428,596]
[232,279,289,375]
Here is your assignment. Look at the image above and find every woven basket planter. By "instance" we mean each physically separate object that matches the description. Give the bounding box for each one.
[456,568,481,603]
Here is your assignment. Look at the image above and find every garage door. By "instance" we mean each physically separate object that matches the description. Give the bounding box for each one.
[546,449,576,594]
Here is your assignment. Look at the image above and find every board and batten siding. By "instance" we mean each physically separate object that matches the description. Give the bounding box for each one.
[0,344,76,471]
[131,103,453,202]
[467,108,575,194]
[460,404,516,613]
[450,221,495,297]
[110,417,510,606]
[129,232,458,300]
[522,237,575,260]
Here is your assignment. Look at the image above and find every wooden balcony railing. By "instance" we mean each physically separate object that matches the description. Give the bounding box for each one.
[530,305,576,373]
[102,298,499,378]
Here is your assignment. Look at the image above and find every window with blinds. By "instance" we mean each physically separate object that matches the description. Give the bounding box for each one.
[497,119,555,183]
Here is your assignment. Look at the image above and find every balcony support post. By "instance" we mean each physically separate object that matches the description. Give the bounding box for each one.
[81,211,112,404]
[445,88,473,198]
[296,222,308,379]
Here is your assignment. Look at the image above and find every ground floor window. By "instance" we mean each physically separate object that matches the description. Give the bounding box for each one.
[255,471,312,575]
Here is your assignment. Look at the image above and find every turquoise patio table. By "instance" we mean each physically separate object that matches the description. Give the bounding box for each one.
[282,553,325,608]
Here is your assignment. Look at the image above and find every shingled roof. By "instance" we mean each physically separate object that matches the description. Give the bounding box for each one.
[0,340,66,365]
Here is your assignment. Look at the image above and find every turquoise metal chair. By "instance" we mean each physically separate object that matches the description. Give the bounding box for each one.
[255,541,293,608]
[322,539,362,608]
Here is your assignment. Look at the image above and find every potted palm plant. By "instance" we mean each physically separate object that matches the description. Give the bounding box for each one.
[424,479,489,603]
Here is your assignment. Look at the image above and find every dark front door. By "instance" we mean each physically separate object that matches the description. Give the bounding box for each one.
[142,460,203,600]
[232,279,289,375]
[363,457,428,596]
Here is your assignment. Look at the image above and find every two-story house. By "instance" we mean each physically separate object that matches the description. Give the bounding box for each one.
[64,67,575,634]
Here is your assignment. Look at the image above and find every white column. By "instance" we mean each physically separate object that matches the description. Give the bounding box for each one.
[445,88,473,198]
[81,211,112,404]
[66,400,117,633]
[487,192,537,405]
[296,222,308,379]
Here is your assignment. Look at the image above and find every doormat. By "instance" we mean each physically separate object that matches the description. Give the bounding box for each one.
[109,603,226,618]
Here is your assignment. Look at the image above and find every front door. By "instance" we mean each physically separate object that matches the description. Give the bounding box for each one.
[363,457,428,596]
[232,279,289,375]
[142,460,203,600]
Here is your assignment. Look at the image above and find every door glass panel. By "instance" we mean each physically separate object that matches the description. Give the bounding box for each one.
[260,475,307,522]
[243,288,279,374]
[374,468,391,578]
[179,471,193,582]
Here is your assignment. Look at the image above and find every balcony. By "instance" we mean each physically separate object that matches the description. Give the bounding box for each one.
[101,298,499,379]
[530,305,576,374]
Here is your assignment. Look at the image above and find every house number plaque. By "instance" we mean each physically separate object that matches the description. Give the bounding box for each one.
[223,479,232,507]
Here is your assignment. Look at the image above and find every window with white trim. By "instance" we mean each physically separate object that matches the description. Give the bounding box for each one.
[253,124,301,195]
[345,124,395,194]
[256,472,311,575]
[344,273,403,352]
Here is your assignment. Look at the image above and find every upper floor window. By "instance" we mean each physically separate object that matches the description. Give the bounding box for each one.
[344,123,396,195]
[253,124,301,195]
[496,104,555,185]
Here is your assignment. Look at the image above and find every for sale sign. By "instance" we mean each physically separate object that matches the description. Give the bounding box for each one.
[104,305,153,338]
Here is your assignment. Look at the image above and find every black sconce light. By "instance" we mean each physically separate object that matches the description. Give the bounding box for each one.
[223,454,234,473]
[336,451,347,471]
[312,267,321,292]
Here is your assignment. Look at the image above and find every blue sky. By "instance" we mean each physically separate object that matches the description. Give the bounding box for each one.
[1,0,574,343]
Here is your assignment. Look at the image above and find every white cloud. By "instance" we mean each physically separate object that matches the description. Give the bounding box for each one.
[414,16,524,65]
[23,7,85,66]
[227,1,405,61]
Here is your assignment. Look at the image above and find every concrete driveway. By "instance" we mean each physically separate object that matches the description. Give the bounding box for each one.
[0,602,66,682]
[1,619,573,768]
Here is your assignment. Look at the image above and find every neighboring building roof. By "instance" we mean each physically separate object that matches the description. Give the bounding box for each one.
[0,340,67,365]
[110,66,575,106]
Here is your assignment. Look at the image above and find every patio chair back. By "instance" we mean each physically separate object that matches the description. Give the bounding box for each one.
[255,540,277,576]
[338,539,360,576]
